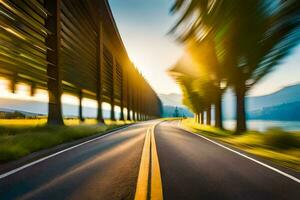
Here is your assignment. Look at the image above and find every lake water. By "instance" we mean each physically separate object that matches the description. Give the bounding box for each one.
[223,120,300,132]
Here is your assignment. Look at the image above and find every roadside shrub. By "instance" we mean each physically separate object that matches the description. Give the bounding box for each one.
[263,128,300,149]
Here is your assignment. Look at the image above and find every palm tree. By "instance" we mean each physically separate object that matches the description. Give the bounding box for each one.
[171,0,300,133]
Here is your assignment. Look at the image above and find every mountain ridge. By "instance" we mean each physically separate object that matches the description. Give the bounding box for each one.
[159,83,300,120]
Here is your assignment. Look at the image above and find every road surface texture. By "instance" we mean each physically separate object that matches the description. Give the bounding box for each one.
[155,121,300,200]
[0,122,154,200]
[0,120,299,200]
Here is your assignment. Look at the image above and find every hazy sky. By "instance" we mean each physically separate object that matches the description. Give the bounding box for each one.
[109,0,300,96]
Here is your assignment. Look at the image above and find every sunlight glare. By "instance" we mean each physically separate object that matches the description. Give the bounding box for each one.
[130,110,133,118]
[102,102,111,110]
[82,98,97,108]
[61,94,79,105]
[34,89,48,102]
[0,77,9,92]
[15,83,30,96]
[0,77,103,106]
[115,106,121,113]
[0,78,32,100]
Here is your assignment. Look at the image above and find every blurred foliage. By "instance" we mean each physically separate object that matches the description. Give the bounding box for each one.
[170,0,300,133]
[263,128,300,149]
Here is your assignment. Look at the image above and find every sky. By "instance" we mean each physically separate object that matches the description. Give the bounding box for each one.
[108,0,183,94]
[109,0,300,97]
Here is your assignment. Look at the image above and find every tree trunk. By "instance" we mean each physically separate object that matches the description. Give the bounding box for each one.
[206,105,211,125]
[235,85,247,134]
[120,108,125,121]
[215,93,223,129]
[110,104,116,121]
[200,111,204,124]
[45,0,64,126]
[127,108,131,121]
[97,104,104,123]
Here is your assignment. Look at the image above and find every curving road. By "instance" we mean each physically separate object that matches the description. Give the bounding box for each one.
[0,120,299,200]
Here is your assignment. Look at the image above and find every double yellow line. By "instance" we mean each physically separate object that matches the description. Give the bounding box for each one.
[134,124,163,200]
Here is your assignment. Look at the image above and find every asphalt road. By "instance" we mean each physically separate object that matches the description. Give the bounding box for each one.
[0,120,299,200]
[156,121,300,200]
[0,122,153,200]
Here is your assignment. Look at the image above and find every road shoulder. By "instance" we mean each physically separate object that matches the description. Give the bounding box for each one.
[0,124,132,175]
[175,121,300,180]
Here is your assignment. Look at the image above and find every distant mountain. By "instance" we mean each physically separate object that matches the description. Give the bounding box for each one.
[158,93,193,117]
[0,98,48,115]
[162,105,193,118]
[159,83,300,120]
[247,84,300,111]
[222,84,300,119]
[0,108,43,117]
[249,101,300,121]
[0,98,111,118]
[158,93,182,107]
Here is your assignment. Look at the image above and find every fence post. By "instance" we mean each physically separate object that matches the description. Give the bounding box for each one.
[96,12,104,124]
[126,70,131,121]
[45,0,64,125]
[79,90,84,122]
[120,66,125,121]
[30,82,36,96]
[132,87,136,121]
[10,72,17,93]
[110,57,116,121]
[136,89,140,121]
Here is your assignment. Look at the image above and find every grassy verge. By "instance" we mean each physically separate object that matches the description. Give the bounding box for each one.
[0,118,133,126]
[0,119,133,163]
[182,118,300,172]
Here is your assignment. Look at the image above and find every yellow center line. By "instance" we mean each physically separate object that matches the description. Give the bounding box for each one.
[134,124,164,200]
[134,128,151,200]
[151,124,163,200]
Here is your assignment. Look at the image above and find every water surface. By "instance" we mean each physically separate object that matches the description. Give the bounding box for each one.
[223,120,300,132]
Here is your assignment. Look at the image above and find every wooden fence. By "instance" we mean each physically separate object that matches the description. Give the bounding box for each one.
[0,0,162,124]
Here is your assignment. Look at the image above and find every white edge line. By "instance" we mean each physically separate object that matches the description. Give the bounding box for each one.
[178,125,300,184]
[0,126,131,180]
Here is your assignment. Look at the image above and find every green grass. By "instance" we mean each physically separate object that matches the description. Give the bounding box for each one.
[182,118,300,171]
[0,119,132,163]
[0,118,135,126]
